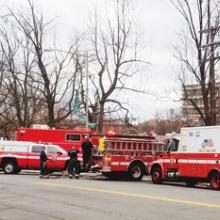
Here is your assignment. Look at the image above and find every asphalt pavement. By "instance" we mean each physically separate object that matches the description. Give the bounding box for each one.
[0,171,220,220]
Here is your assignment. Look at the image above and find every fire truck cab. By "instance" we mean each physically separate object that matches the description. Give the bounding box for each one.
[150,126,220,190]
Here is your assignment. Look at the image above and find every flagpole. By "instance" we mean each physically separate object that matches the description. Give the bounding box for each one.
[85,52,89,130]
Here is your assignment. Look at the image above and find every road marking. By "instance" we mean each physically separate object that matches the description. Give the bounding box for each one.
[37,182,220,209]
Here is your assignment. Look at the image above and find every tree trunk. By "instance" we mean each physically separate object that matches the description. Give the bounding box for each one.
[98,101,105,134]
[47,102,55,128]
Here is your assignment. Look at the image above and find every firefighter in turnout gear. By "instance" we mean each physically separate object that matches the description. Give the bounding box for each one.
[67,147,80,179]
[81,136,94,171]
[40,146,49,178]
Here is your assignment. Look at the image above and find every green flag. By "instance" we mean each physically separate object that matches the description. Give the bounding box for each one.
[73,89,80,113]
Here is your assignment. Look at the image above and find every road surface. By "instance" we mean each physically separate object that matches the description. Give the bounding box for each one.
[0,171,219,220]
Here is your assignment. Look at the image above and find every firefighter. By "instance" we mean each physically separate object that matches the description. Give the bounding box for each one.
[67,147,80,179]
[81,136,93,171]
[98,136,105,154]
[40,146,49,178]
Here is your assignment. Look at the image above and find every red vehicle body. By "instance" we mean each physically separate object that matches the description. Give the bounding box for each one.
[99,135,165,180]
[150,126,220,190]
[16,128,166,180]
[0,140,69,174]
[17,128,99,152]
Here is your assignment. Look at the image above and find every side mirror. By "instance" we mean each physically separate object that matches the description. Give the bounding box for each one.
[57,151,63,155]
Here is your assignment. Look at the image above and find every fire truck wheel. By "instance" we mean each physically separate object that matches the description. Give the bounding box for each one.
[128,163,144,181]
[3,161,17,174]
[209,172,220,190]
[151,168,162,184]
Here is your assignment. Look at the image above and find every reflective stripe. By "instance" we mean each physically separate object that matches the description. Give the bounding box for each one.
[0,154,69,161]
[162,159,220,164]
[179,159,219,164]
[120,162,129,166]
[178,159,188,163]
[111,162,120,165]
[111,161,149,166]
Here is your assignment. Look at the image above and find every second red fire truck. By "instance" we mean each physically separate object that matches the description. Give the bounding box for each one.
[98,135,165,180]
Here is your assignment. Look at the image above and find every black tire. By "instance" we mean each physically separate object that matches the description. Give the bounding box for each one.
[209,172,220,190]
[128,163,144,181]
[185,179,198,187]
[151,168,163,184]
[3,161,18,174]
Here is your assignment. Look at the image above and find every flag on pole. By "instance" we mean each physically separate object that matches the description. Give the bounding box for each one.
[73,89,80,113]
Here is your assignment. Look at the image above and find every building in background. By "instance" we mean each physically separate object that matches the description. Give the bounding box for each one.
[181,82,220,124]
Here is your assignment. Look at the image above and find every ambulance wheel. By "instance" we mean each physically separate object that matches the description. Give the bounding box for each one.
[128,162,144,181]
[151,168,162,184]
[209,172,220,190]
[3,161,17,174]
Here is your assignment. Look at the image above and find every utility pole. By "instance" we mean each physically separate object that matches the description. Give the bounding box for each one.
[209,27,216,125]
[207,0,216,125]
[85,52,89,130]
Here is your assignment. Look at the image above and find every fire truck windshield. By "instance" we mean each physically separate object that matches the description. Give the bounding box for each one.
[169,138,179,152]
[165,138,179,152]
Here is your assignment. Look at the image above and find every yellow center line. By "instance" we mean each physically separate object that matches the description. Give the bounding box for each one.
[37,182,220,209]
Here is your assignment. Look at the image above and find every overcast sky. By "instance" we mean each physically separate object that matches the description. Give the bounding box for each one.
[0,0,184,122]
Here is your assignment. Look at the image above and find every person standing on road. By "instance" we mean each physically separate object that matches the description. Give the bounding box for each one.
[81,136,93,171]
[40,146,48,178]
[67,147,80,179]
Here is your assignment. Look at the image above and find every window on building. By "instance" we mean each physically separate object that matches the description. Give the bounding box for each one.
[65,134,81,142]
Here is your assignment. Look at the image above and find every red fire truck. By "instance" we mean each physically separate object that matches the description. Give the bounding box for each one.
[99,135,165,180]
[0,140,69,174]
[16,127,99,152]
[16,127,165,180]
[150,126,220,190]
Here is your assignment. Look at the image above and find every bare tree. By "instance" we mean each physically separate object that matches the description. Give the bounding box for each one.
[6,0,82,128]
[89,0,148,133]
[171,0,220,125]
[0,19,43,129]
